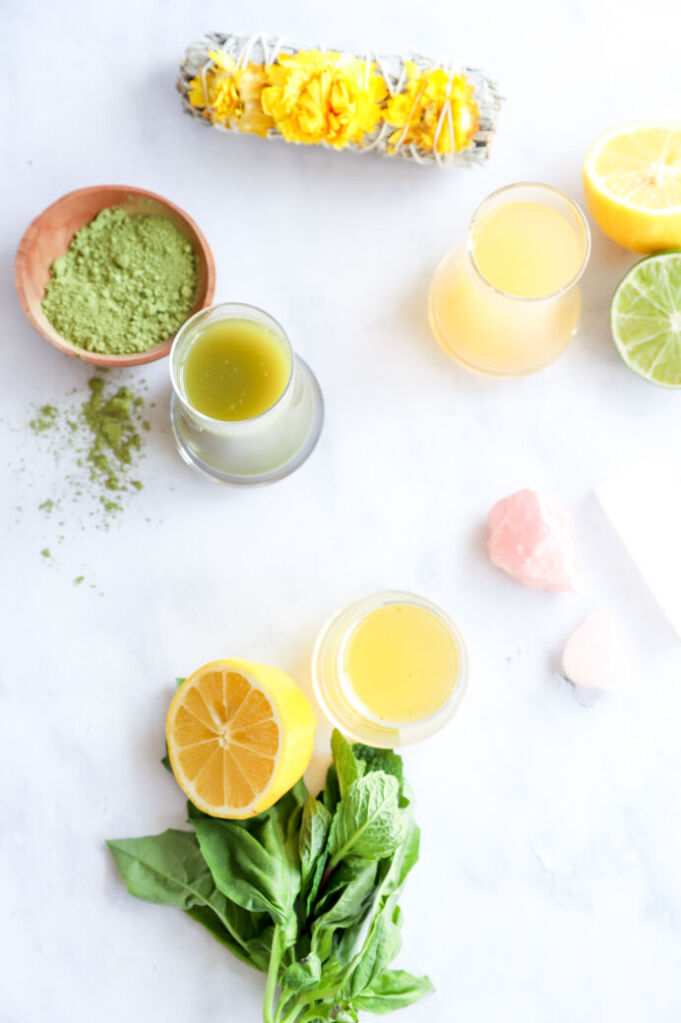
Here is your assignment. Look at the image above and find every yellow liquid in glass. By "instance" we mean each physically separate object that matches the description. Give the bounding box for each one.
[183,319,291,421]
[343,604,459,723]
[429,200,588,376]
[473,201,585,298]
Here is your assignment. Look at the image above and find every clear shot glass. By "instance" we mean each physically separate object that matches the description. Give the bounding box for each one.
[428,182,591,377]
[169,302,323,485]
[311,590,468,748]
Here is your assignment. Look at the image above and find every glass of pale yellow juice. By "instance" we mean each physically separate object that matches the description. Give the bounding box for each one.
[170,302,323,484]
[312,591,468,747]
[429,183,591,377]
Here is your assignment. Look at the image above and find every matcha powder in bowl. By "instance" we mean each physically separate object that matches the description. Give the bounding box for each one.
[41,207,198,356]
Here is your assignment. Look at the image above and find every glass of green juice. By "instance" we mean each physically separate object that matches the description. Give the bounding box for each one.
[312,591,468,747]
[169,302,323,484]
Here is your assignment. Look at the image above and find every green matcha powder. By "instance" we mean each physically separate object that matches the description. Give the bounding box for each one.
[29,372,148,523]
[41,207,198,355]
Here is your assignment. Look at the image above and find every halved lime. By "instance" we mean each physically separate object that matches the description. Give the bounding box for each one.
[610,250,681,387]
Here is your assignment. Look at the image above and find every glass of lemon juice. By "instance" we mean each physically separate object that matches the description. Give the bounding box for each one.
[170,302,323,484]
[429,182,591,376]
[312,591,468,747]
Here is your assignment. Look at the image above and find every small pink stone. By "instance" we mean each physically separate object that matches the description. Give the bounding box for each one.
[487,489,578,592]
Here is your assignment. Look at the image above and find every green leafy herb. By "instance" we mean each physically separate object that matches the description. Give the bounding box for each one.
[352,745,403,792]
[106,830,264,969]
[327,774,404,868]
[193,817,299,927]
[108,729,432,1022]
[322,762,341,814]
[353,970,434,1014]
[332,730,366,798]
[300,796,332,917]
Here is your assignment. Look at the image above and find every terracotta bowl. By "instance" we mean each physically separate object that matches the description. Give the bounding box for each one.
[15,185,216,368]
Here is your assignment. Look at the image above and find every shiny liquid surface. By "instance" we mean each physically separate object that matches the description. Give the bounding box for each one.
[472,201,585,298]
[182,319,291,421]
[342,604,460,723]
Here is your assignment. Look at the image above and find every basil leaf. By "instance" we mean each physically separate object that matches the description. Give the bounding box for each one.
[244,922,277,972]
[186,798,208,822]
[280,952,322,993]
[193,817,299,929]
[266,777,308,830]
[185,905,269,972]
[252,795,302,940]
[300,796,332,916]
[331,729,364,799]
[107,830,218,908]
[353,969,433,1014]
[107,830,258,968]
[328,773,404,867]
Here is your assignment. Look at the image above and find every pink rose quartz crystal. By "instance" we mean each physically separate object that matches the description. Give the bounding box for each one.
[487,489,578,592]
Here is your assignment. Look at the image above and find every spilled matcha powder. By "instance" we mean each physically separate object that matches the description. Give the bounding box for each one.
[29,371,148,524]
[83,376,146,496]
[41,207,198,355]
[30,405,58,432]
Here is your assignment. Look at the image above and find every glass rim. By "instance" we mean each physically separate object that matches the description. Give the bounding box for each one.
[169,300,295,427]
[311,590,469,746]
[465,181,592,303]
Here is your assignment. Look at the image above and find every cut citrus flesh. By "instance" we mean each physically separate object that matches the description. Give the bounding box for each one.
[166,659,316,818]
[583,123,681,252]
[610,251,681,388]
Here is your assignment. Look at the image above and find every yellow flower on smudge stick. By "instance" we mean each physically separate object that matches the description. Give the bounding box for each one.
[187,50,240,123]
[261,51,387,148]
[237,66,274,137]
[385,63,479,155]
[186,48,480,156]
[187,50,274,136]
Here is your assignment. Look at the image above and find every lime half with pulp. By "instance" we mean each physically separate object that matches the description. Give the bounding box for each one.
[610,251,681,387]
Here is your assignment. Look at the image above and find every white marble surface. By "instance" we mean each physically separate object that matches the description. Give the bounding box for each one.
[3,1,681,1020]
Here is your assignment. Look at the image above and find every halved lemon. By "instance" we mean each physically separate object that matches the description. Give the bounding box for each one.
[583,122,681,252]
[166,659,316,818]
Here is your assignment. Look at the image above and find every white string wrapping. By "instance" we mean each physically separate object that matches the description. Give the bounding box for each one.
[178,33,503,167]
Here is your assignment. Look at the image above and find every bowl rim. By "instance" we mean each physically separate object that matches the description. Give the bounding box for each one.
[14,184,216,368]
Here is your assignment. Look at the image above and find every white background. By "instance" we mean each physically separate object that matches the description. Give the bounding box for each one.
[2,1,681,1020]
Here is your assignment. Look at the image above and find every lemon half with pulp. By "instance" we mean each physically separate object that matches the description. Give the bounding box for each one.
[584,122,681,252]
[166,659,316,818]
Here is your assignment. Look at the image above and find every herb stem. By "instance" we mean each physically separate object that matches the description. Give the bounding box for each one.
[278,999,319,1023]
[263,925,283,1023]
[273,992,296,1023]
[296,1007,326,1023]
[277,1000,303,1023]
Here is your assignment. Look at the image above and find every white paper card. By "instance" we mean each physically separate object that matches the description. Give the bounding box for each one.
[598,460,681,638]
